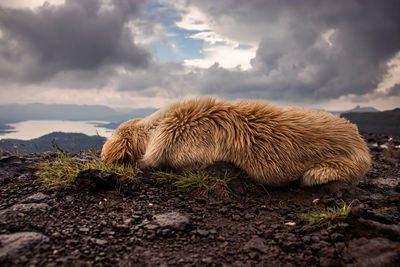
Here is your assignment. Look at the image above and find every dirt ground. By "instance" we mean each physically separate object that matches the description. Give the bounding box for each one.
[0,133,399,266]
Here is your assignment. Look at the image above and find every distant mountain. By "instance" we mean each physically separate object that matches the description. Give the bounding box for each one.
[93,122,122,130]
[0,103,119,123]
[104,108,158,123]
[0,132,106,154]
[348,105,379,113]
[328,105,379,115]
[0,123,15,135]
[341,108,400,136]
[0,103,158,132]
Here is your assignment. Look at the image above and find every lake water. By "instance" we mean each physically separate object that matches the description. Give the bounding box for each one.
[0,120,114,140]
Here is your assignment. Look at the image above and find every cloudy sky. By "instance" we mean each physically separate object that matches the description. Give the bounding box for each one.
[0,0,399,111]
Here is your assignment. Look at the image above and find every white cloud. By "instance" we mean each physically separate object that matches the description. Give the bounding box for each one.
[174,5,210,31]
[184,44,256,70]
[188,31,232,45]
[129,21,174,46]
[322,29,336,47]
[0,0,399,112]
[375,52,400,94]
[0,84,183,109]
[163,1,257,69]
[0,0,65,9]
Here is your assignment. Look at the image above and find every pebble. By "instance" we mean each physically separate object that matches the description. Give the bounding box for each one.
[0,148,399,266]
[249,252,259,260]
[217,236,225,242]
[201,257,213,264]
[152,212,190,231]
[0,203,49,218]
[344,237,400,266]
[0,232,49,261]
[209,228,217,235]
[359,218,400,240]
[243,236,269,254]
[263,229,273,239]
[22,193,50,203]
[196,229,209,237]
[161,229,170,236]
[79,227,90,233]
[310,243,321,251]
[74,169,117,191]
[311,235,320,243]
[51,232,61,239]
[113,224,130,233]
[282,241,297,253]
[318,247,337,267]
[244,213,254,220]
[330,233,344,242]
[95,239,108,246]
[365,210,395,224]
[144,224,159,231]
[232,215,241,221]
[348,204,366,218]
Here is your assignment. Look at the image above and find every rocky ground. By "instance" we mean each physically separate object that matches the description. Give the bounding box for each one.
[0,133,400,266]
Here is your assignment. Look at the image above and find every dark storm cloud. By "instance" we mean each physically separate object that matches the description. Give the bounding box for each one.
[190,0,400,101]
[1,0,399,105]
[387,83,400,97]
[116,62,197,97]
[0,0,150,83]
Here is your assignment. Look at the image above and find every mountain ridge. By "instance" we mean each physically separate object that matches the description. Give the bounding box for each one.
[0,132,106,154]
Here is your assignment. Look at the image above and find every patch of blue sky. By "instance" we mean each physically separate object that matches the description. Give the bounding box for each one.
[154,31,204,62]
[237,44,253,50]
[143,2,168,16]
[144,2,205,62]
[143,2,177,28]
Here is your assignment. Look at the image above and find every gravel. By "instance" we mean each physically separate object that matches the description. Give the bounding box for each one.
[0,133,399,266]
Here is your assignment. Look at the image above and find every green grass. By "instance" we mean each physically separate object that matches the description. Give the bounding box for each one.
[153,169,232,197]
[34,151,137,189]
[301,202,352,228]
[34,151,261,197]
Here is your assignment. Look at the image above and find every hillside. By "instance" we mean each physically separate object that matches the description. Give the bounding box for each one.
[0,132,106,154]
[341,108,400,136]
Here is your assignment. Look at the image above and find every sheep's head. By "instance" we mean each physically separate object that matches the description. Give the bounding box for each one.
[101,119,148,165]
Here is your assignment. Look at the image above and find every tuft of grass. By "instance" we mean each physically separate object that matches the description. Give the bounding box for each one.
[383,147,394,162]
[301,202,352,228]
[34,151,137,188]
[35,152,81,188]
[153,169,231,197]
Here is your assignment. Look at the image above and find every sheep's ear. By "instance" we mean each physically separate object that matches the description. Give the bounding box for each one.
[101,137,135,164]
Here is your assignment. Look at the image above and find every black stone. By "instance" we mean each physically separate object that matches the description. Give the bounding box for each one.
[75,168,117,191]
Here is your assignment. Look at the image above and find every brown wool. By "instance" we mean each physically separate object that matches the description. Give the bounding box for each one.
[101,98,371,187]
